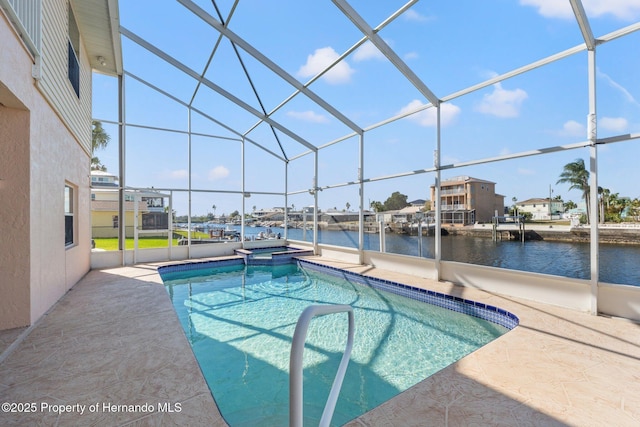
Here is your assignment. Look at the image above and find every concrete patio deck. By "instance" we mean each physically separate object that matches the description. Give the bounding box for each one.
[1,257,639,426]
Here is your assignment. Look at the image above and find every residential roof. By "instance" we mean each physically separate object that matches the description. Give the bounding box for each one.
[444,176,496,184]
[518,197,562,205]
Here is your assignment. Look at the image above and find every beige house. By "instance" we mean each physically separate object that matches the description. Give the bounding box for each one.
[0,0,121,330]
[430,176,505,225]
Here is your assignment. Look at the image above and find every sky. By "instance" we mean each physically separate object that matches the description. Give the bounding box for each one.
[91,0,640,218]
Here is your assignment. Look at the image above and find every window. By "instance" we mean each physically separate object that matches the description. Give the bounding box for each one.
[112,215,119,229]
[68,3,80,97]
[65,185,74,246]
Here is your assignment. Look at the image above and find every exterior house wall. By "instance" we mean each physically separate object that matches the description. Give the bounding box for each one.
[39,0,92,153]
[430,177,503,225]
[0,101,31,328]
[518,199,564,220]
[91,201,140,238]
[469,181,495,222]
[0,1,92,330]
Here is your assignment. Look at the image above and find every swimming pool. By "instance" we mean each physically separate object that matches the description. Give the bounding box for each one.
[160,259,516,426]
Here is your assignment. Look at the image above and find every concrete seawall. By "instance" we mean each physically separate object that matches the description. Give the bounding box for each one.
[450,225,640,245]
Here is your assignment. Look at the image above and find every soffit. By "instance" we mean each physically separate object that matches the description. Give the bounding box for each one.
[71,0,122,76]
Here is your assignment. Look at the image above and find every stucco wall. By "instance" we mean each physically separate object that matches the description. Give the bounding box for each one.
[0,9,91,330]
[0,11,34,329]
[30,91,91,324]
[0,104,31,329]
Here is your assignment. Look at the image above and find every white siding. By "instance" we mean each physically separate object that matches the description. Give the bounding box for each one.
[38,0,92,155]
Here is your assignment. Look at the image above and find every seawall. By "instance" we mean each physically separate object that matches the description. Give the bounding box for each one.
[448,225,640,245]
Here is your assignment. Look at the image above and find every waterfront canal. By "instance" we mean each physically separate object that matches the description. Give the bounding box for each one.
[277,227,640,287]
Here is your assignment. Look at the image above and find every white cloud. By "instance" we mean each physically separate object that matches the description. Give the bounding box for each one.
[403,9,430,22]
[558,120,586,137]
[169,169,188,179]
[398,100,461,127]
[404,51,419,60]
[598,68,640,106]
[208,165,230,181]
[599,117,628,132]
[286,110,329,123]
[519,0,573,18]
[297,47,355,84]
[475,83,528,118]
[520,0,640,20]
[353,41,385,62]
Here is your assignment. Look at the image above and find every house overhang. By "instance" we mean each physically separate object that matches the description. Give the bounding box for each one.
[71,0,122,76]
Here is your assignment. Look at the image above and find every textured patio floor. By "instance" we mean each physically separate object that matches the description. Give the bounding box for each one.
[1,256,639,426]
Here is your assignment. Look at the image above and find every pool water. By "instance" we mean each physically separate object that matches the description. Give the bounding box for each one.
[162,262,509,426]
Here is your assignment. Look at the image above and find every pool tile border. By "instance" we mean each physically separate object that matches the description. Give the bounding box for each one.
[157,257,519,330]
[297,259,519,330]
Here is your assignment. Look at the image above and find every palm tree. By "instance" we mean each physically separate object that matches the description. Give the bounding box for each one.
[91,120,110,170]
[564,200,577,211]
[598,187,610,224]
[211,204,217,219]
[557,159,590,223]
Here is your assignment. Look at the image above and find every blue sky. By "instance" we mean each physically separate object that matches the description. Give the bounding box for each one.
[92,0,640,217]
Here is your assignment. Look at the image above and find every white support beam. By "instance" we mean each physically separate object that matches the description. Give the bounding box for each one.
[332,0,440,107]
[569,0,595,50]
[123,71,287,161]
[119,26,317,152]
[587,49,599,315]
[178,0,363,135]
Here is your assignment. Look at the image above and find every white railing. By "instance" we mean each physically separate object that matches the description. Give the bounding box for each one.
[290,304,354,427]
[1,0,41,57]
[440,204,466,211]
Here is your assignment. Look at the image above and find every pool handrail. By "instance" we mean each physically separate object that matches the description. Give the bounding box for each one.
[289,304,355,427]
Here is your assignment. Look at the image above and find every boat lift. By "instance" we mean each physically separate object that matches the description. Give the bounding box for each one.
[492,215,525,243]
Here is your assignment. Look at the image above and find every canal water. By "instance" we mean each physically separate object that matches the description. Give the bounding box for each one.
[241,226,640,287]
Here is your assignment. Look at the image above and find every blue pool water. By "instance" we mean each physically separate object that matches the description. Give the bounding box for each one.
[161,261,513,426]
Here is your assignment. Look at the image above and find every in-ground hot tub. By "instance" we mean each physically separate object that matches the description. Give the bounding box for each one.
[234,246,314,265]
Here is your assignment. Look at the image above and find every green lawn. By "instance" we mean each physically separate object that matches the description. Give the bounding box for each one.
[93,230,210,251]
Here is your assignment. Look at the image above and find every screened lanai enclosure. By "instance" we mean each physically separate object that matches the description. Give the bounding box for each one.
[91,0,640,318]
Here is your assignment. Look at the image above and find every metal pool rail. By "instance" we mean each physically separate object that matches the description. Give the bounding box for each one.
[289,304,355,427]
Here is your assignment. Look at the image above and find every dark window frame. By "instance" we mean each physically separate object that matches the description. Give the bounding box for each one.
[65,185,75,247]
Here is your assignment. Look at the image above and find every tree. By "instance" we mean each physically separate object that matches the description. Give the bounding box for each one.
[211,204,217,218]
[370,201,384,212]
[557,159,590,223]
[383,191,409,211]
[91,120,110,171]
[345,202,351,212]
[598,187,610,224]
[564,200,577,212]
